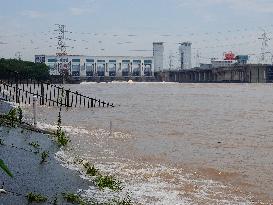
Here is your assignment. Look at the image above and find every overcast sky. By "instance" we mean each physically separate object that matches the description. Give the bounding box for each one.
[0,0,273,66]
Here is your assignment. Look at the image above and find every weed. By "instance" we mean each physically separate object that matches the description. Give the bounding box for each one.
[55,107,70,147]
[0,139,4,145]
[95,175,123,191]
[86,165,99,176]
[62,193,86,205]
[40,151,49,164]
[5,108,18,127]
[29,141,40,149]
[26,192,47,203]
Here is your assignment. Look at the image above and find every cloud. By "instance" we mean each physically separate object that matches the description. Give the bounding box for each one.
[176,0,273,13]
[20,10,45,18]
[68,0,97,16]
[0,41,8,45]
[69,7,92,16]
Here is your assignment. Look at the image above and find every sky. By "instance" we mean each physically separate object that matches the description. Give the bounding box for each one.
[0,0,273,67]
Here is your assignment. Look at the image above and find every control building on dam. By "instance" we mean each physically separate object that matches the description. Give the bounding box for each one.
[36,55,154,79]
[155,64,273,83]
[34,42,165,82]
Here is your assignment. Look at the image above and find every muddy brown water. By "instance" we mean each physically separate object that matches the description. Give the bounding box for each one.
[24,82,273,204]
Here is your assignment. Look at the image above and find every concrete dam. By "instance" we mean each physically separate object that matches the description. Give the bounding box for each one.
[155,65,273,83]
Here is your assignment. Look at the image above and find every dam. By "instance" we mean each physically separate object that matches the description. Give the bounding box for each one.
[155,64,273,83]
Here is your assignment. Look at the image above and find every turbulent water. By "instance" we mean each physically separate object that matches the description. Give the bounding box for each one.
[24,82,273,204]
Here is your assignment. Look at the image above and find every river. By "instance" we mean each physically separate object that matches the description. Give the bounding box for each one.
[25,82,273,204]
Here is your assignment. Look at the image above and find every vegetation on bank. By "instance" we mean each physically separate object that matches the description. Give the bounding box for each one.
[26,192,48,203]
[0,58,50,80]
[0,105,133,204]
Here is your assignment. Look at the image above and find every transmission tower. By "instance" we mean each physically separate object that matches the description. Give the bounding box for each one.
[54,24,70,77]
[258,30,271,64]
[15,52,22,60]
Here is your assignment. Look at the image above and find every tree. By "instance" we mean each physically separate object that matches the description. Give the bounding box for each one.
[0,58,50,80]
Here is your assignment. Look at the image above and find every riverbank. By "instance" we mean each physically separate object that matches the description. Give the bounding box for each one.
[0,102,132,205]
[0,125,92,205]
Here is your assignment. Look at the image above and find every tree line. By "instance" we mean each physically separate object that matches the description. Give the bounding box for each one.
[0,58,50,80]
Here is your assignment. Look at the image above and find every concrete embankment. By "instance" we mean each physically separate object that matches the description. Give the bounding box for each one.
[0,102,93,205]
[0,125,92,205]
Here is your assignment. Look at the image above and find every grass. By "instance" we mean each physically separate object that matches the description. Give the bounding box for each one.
[29,141,40,149]
[83,162,123,191]
[40,151,49,164]
[62,193,86,205]
[26,192,47,203]
[95,175,123,191]
[86,165,99,176]
[56,130,70,147]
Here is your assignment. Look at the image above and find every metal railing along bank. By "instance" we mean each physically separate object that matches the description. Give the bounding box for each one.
[0,71,114,108]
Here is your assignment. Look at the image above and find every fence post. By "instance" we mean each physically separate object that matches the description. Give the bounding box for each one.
[15,71,19,104]
[33,96,37,127]
[66,89,70,107]
[41,83,45,105]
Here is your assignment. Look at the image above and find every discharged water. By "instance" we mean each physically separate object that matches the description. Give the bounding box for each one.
[25,83,273,204]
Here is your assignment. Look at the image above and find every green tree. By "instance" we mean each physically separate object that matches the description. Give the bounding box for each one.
[0,58,50,80]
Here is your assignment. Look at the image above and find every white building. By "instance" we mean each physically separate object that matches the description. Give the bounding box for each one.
[153,42,164,72]
[179,42,192,69]
[211,58,236,68]
[35,55,154,77]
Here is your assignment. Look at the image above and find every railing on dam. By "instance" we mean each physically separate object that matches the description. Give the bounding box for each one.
[0,71,114,108]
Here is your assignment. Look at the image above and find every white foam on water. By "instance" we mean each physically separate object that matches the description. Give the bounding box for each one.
[37,122,90,136]
[54,149,254,205]
[80,82,98,85]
